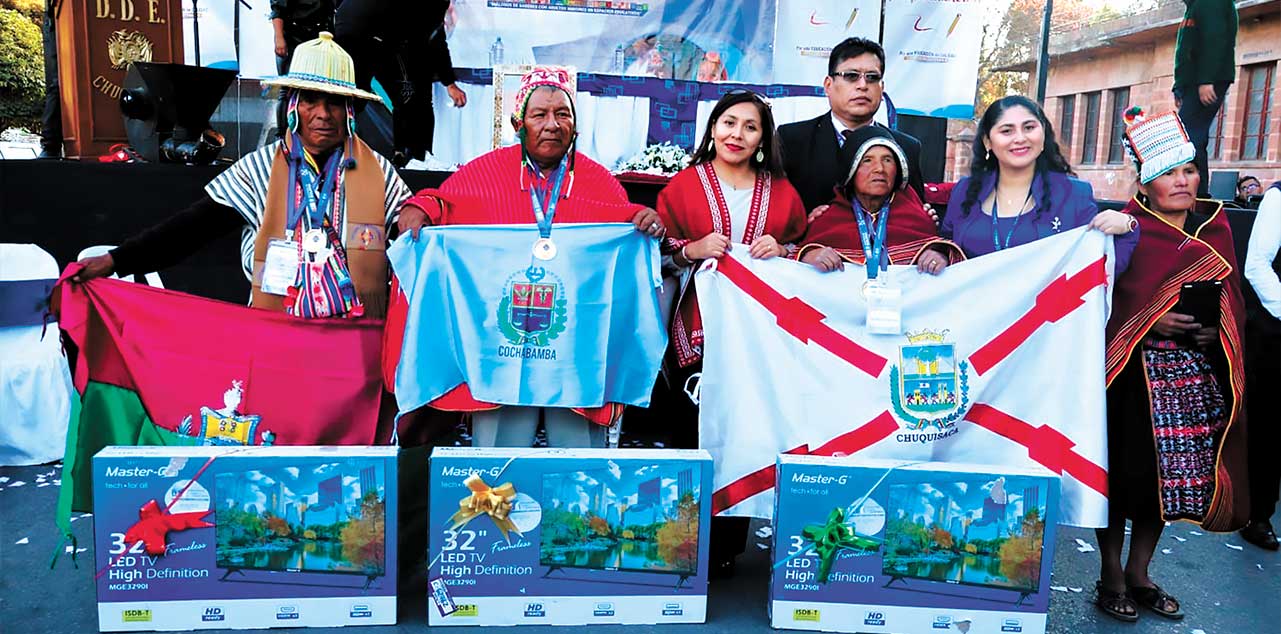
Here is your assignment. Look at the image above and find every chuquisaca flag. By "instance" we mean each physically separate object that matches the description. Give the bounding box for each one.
[52,266,387,536]
[697,227,1114,527]
[387,223,666,414]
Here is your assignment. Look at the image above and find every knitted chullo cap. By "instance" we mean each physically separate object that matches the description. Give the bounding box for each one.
[261,32,382,103]
[1122,107,1196,184]
[511,65,577,124]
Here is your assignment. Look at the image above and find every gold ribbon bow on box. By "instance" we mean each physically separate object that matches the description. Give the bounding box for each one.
[448,474,522,541]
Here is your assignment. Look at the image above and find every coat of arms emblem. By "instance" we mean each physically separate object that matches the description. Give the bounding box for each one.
[889,330,970,431]
[498,266,567,347]
[176,381,276,446]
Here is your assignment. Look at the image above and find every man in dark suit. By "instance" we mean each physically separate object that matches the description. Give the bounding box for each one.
[778,37,926,213]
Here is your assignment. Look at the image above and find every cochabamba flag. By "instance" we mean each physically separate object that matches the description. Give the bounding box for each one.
[52,267,387,520]
[387,223,666,414]
[697,227,1114,527]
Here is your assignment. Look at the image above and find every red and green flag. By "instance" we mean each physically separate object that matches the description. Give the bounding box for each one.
[52,268,389,533]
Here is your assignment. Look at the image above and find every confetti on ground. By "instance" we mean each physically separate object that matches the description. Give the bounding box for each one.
[0,477,9,483]
[79,513,92,518]
[1068,587,1083,593]
[8,481,26,488]
[1259,564,1266,571]
[1164,521,1172,526]
[1192,629,1207,634]
[1190,530,1204,536]
[1050,585,1069,592]
[756,543,769,550]
[755,526,774,539]
[53,480,60,485]
[653,442,666,448]
[14,538,29,545]
[1173,536,1187,542]
[76,548,88,554]
[37,483,50,488]
[1225,544,1244,551]
[1074,538,1096,553]
[65,546,74,553]
[1161,548,1173,554]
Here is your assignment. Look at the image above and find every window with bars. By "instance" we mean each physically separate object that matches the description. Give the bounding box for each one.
[1107,87,1131,164]
[1240,63,1274,161]
[1059,95,1076,151]
[1208,91,1229,160]
[1080,92,1101,165]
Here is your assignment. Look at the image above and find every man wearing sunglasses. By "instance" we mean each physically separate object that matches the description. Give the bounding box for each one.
[778,37,926,214]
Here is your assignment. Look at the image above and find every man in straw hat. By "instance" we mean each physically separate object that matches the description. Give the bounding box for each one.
[75,32,411,320]
[392,65,665,448]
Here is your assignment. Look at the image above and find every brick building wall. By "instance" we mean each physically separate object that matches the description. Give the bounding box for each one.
[946,1,1280,202]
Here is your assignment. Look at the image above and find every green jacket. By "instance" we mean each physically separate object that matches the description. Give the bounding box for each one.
[1173,0,1239,89]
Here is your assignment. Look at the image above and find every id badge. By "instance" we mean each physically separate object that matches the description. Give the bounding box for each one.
[864,280,903,335]
[261,239,299,296]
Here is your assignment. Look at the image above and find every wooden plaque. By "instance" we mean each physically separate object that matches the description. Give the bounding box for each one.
[56,0,184,158]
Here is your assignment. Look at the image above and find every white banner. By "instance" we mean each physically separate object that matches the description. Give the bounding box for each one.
[881,0,984,118]
[772,0,880,85]
[182,0,276,78]
[696,228,1114,528]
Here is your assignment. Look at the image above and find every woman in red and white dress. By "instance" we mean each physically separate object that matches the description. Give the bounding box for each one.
[655,89,807,576]
[657,90,808,369]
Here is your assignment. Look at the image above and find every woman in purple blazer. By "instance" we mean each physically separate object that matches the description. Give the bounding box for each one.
[943,96,1139,273]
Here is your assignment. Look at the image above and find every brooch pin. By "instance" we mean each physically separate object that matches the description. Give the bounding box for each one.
[1051,216,1062,232]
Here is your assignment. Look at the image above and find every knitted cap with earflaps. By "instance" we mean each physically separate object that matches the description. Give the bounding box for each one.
[1122,107,1196,184]
[261,32,382,103]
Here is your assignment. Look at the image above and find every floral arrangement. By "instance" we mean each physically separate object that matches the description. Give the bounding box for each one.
[615,142,691,176]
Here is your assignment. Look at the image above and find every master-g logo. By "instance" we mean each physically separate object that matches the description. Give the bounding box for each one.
[276,605,299,620]
[662,602,684,616]
[201,607,225,622]
[593,602,615,617]
[105,466,162,478]
[864,610,886,626]
[524,603,545,618]
[933,615,953,629]
[1002,618,1024,632]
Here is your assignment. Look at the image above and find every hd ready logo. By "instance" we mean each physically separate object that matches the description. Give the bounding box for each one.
[523,602,546,618]
[1002,617,1024,632]
[933,615,953,629]
[200,606,225,622]
[276,605,300,621]
[864,610,886,626]
[349,603,373,619]
[593,602,615,617]
[662,602,684,616]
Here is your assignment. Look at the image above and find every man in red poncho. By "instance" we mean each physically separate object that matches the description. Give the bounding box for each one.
[393,65,664,448]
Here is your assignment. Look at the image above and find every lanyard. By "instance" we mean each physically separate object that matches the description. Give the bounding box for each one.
[529,156,568,239]
[991,191,1034,252]
[286,142,344,233]
[853,197,891,280]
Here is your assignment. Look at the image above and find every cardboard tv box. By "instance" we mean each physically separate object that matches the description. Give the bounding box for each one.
[427,447,712,626]
[771,456,1061,634]
[92,446,397,631]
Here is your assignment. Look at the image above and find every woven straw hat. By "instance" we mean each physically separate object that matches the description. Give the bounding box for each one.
[261,32,381,103]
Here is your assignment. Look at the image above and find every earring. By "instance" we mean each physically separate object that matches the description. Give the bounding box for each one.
[985,148,992,161]
[707,138,715,152]
[755,147,765,162]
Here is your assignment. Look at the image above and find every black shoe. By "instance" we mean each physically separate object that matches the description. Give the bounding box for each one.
[1240,520,1280,551]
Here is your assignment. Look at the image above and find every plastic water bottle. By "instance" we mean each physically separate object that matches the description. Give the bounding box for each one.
[612,44,625,73]
[489,37,505,66]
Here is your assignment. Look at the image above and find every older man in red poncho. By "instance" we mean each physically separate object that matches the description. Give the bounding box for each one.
[391,65,664,449]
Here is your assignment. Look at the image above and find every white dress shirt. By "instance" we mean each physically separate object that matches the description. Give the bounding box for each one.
[1244,187,1281,319]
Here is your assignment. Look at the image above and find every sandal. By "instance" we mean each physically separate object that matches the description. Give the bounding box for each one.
[1094,580,1138,623]
[1129,584,1184,620]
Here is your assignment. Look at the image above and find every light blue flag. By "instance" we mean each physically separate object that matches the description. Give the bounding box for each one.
[388,223,667,414]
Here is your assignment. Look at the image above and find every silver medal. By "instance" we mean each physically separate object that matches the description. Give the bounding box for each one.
[533,237,558,261]
[302,229,326,254]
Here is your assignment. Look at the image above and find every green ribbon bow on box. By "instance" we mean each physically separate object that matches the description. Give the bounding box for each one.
[801,507,882,583]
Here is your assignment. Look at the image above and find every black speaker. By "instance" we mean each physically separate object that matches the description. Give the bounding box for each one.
[120,63,237,163]
[895,114,948,184]
[1208,170,1239,201]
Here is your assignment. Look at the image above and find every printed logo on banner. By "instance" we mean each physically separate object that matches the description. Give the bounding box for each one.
[276,605,299,620]
[793,608,821,622]
[121,609,152,623]
[889,330,970,439]
[524,603,545,618]
[498,267,567,353]
[933,614,953,629]
[349,604,372,618]
[593,602,615,617]
[175,380,276,446]
[864,610,886,626]
[662,602,684,616]
[201,606,225,622]
[1002,618,1024,632]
